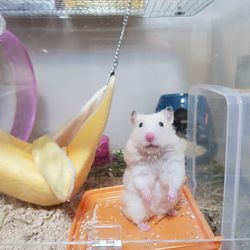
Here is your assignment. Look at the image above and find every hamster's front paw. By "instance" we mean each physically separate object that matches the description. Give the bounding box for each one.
[141,189,152,201]
[167,188,177,205]
[138,222,151,231]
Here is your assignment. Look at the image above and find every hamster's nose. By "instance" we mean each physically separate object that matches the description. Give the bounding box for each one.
[145,132,155,142]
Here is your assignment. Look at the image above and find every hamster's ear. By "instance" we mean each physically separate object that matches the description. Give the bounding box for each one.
[131,111,137,125]
[163,107,174,124]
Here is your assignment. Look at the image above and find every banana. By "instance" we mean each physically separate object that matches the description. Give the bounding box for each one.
[0,76,115,206]
[0,129,32,152]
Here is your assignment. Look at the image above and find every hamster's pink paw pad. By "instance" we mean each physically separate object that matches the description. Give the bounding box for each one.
[141,189,152,201]
[138,223,151,231]
[167,209,178,217]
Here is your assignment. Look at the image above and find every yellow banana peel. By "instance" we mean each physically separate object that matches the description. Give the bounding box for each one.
[32,136,76,202]
[0,76,115,206]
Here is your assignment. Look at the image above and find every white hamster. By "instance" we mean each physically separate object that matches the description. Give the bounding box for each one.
[122,108,186,231]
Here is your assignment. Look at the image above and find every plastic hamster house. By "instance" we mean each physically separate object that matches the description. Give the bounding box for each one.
[1,0,250,249]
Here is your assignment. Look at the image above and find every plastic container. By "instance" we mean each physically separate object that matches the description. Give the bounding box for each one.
[0,16,37,141]
[68,185,221,249]
[156,93,189,112]
[93,135,110,166]
[187,84,250,247]
[156,93,188,136]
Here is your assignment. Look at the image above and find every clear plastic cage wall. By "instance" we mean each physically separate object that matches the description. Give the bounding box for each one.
[187,84,250,249]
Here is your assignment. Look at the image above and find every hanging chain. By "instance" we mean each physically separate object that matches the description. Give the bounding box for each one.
[110,0,132,76]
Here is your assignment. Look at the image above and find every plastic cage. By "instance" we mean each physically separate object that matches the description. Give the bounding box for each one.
[0,0,215,17]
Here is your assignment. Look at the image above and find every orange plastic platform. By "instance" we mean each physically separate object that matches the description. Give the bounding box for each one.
[68,185,221,249]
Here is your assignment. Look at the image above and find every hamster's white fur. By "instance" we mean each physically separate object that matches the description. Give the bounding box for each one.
[122,108,186,231]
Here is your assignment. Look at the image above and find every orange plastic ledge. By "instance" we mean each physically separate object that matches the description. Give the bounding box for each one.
[68,185,222,250]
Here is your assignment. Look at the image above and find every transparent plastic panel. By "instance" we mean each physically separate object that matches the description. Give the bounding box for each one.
[1,239,250,250]
[187,86,226,237]
[235,94,250,239]
[187,85,242,239]
[222,239,250,250]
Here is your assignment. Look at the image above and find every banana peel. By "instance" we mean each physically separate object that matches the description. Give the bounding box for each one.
[32,135,76,202]
[0,75,115,206]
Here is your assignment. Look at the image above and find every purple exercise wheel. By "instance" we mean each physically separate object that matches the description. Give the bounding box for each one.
[0,28,37,141]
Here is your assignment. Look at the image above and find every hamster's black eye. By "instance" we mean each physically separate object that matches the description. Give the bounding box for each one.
[139,122,143,128]
[159,122,164,127]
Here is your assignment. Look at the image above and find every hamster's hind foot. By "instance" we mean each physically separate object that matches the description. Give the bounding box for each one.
[138,222,151,231]
[167,209,178,217]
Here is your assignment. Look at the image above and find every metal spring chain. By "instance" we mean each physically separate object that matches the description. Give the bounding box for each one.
[110,0,132,76]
